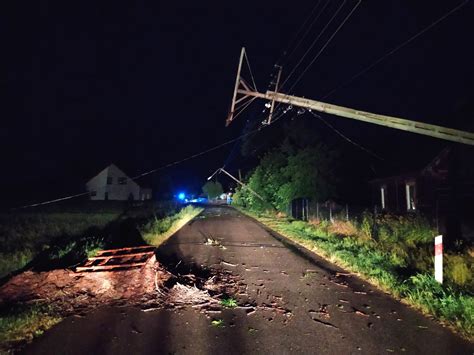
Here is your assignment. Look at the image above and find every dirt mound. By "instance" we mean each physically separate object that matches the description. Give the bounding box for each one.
[0,256,171,314]
[0,256,241,316]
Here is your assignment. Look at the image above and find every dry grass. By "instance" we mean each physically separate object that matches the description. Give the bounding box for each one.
[166,283,215,306]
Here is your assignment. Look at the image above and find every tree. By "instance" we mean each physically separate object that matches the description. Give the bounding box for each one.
[202,181,223,199]
[234,143,338,212]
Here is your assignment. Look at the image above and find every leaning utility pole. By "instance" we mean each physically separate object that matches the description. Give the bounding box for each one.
[219,168,266,202]
[226,48,474,146]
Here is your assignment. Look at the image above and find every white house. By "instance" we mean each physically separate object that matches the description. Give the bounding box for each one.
[86,164,152,201]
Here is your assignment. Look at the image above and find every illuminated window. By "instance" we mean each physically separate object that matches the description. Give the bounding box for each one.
[406,182,416,210]
[118,177,127,185]
[107,177,113,185]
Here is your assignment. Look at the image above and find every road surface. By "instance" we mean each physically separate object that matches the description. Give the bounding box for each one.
[24,206,473,354]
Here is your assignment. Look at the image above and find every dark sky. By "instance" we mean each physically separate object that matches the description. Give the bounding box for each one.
[2,0,473,206]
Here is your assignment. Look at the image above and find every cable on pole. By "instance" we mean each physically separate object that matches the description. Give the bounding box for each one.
[322,0,470,99]
[309,110,384,160]
[13,110,294,211]
[285,0,362,95]
[279,0,348,91]
[244,51,258,92]
[279,0,328,66]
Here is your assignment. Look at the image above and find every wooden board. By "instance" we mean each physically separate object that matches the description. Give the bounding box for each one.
[75,246,156,272]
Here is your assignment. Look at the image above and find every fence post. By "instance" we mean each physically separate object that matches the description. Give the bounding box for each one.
[306,199,310,221]
[329,204,333,223]
[345,204,349,221]
[302,199,305,221]
[316,202,319,220]
[434,235,443,284]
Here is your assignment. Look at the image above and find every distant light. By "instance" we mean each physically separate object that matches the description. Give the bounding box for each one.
[178,192,185,200]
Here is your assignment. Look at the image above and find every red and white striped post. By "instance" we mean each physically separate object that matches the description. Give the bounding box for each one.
[434,235,443,284]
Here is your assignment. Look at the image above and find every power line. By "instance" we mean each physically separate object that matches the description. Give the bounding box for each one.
[285,0,362,95]
[323,0,470,99]
[13,111,293,210]
[309,110,384,160]
[280,0,328,66]
[244,51,258,91]
[280,0,348,91]
[14,192,93,210]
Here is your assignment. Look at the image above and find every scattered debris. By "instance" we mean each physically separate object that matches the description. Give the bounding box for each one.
[311,318,339,329]
[353,308,369,317]
[211,319,225,328]
[221,261,237,267]
[166,283,214,306]
[205,237,221,247]
[0,255,169,314]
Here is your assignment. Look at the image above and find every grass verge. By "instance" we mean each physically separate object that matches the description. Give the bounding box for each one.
[140,205,203,246]
[0,304,62,353]
[0,212,119,278]
[237,208,474,340]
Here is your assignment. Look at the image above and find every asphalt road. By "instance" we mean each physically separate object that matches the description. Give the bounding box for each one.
[24,206,473,354]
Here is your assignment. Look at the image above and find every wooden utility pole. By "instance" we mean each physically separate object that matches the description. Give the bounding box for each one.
[226,48,474,146]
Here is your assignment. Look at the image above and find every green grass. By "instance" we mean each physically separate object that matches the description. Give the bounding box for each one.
[238,208,474,340]
[140,205,203,246]
[0,304,62,352]
[0,212,119,278]
[0,202,188,352]
[211,319,224,328]
[220,297,238,308]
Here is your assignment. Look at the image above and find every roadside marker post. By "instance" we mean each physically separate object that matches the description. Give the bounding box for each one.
[434,235,443,284]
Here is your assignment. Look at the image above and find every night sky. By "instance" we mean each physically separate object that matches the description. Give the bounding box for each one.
[2,0,473,207]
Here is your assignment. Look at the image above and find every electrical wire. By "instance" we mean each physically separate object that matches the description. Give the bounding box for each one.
[322,0,470,100]
[13,192,93,209]
[309,110,384,160]
[13,110,293,210]
[280,0,328,66]
[232,97,258,121]
[279,0,348,91]
[244,51,258,92]
[285,0,362,95]
[273,1,323,67]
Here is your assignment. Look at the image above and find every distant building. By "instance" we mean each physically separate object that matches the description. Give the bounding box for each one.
[86,164,152,201]
[370,146,474,244]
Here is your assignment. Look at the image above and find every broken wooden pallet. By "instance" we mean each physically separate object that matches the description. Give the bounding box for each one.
[75,245,156,272]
